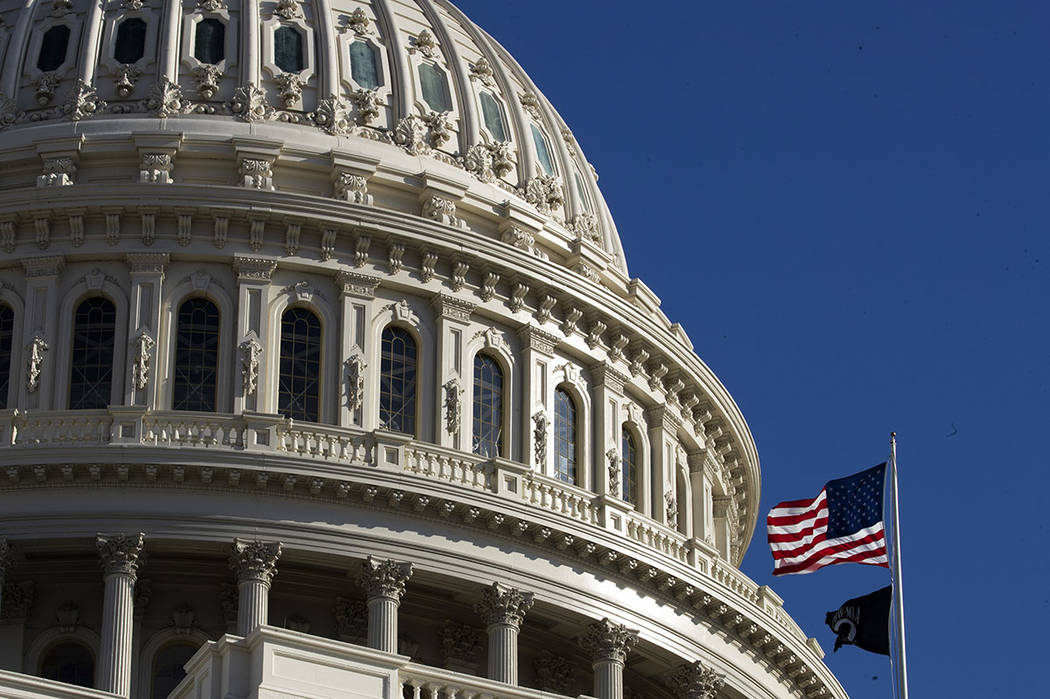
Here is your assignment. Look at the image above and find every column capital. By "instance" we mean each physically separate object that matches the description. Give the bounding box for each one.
[580,618,639,663]
[125,252,169,276]
[21,255,65,278]
[475,582,534,629]
[233,255,278,282]
[358,556,412,602]
[431,293,476,323]
[96,532,145,581]
[335,270,381,298]
[230,539,282,585]
[668,660,726,699]
[517,323,560,355]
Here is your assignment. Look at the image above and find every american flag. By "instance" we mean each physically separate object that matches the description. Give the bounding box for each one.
[767,463,888,576]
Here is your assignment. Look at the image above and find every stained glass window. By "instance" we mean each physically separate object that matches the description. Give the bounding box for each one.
[278,307,321,422]
[350,40,380,89]
[479,92,507,141]
[114,18,147,64]
[69,297,116,410]
[0,304,11,409]
[472,353,503,458]
[274,26,304,73]
[38,25,70,72]
[531,124,554,175]
[622,428,638,504]
[418,62,452,112]
[194,18,225,65]
[40,641,94,688]
[554,388,577,484]
[379,326,417,435]
[172,298,220,412]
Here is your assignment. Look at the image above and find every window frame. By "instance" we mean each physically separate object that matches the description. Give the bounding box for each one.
[179,9,239,97]
[23,13,82,83]
[276,305,324,423]
[471,351,505,458]
[378,324,419,437]
[261,10,316,103]
[171,296,221,413]
[67,295,119,411]
[553,386,579,486]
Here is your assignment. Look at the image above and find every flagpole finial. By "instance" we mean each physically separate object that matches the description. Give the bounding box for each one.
[890,431,896,438]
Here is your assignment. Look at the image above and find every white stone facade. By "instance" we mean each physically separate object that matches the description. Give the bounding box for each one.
[0,2,846,699]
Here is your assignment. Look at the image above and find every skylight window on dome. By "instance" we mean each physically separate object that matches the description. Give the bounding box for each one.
[479,91,508,142]
[349,40,381,89]
[531,124,555,175]
[194,18,225,65]
[418,62,452,112]
[37,25,71,72]
[114,18,147,64]
[274,25,305,73]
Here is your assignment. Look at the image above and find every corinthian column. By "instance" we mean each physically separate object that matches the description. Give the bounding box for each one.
[580,618,639,699]
[358,556,412,653]
[96,533,145,697]
[230,540,282,636]
[668,660,727,699]
[475,582,534,684]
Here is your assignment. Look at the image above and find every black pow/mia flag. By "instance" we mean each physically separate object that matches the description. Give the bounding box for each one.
[825,586,891,655]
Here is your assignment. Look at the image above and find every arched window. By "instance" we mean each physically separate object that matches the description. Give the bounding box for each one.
[274,26,304,73]
[69,297,116,410]
[531,124,555,175]
[472,354,503,458]
[621,428,638,504]
[418,62,452,112]
[114,18,147,64]
[172,298,220,412]
[553,388,577,484]
[40,641,94,687]
[479,92,507,141]
[151,642,198,699]
[0,304,12,409]
[37,25,70,72]
[349,40,380,89]
[194,18,225,64]
[379,326,417,435]
[278,308,321,422]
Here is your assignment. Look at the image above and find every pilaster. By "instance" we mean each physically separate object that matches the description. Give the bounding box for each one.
[337,271,380,428]
[96,533,145,697]
[475,582,534,684]
[358,556,412,653]
[688,449,715,546]
[232,256,277,414]
[591,363,628,497]
[230,539,282,637]
[518,324,558,475]
[646,405,681,527]
[431,294,475,450]
[125,254,168,408]
[19,256,64,410]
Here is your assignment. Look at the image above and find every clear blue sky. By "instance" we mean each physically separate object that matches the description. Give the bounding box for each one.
[456,1,1048,696]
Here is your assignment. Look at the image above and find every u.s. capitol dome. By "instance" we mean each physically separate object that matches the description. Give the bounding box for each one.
[0,2,846,698]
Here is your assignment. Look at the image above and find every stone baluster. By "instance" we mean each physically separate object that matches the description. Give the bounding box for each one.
[96,533,145,697]
[230,540,282,636]
[668,660,727,699]
[358,556,412,653]
[580,618,639,699]
[475,582,534,685]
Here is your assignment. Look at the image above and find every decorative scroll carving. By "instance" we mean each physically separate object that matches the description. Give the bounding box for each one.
[479,272,499,301]
[421,252,438,282]
[392,115,430,155]
[344,349,366,415]
[66,80,106,122]
[509,282,529,313]
[475,582,534,629]
[422,195,462,228]
[274,73,305,108]
[461,141,514,183]
[519,92,541,119]
[469,57,495,87]
[344,8,370,36]
[230,83,273,122]
[334,597,367,642]
[37,157,76,187]
[230,540,282,584]
[146,77,191,117]
[443,377,462,435]
[536,294,556,324]
[239,333,263,396]
[532,411,548,467]
[96,533,146,581]
[570,212,601,245]
[587,320,607,349]
[409,29,437,58]
[668,661,726,699]
[387,243,405,273]
[139,153,173,184]
[580,618,639,663]
[132,328,155,390]
[350,88,381,125]
[358,556,412,602]
[522,175,564,215]
[192,64,222,99]
[25,334,47,393]
[34,72,60,105]
[239,158,275,190]
[334,172,371,204]
[534,650,574,694]
[114,64,142,97]
[272,0,302,20]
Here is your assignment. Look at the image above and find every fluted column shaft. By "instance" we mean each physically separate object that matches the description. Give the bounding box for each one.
[593,656,625,699]
[358,556,412,654]
[96,533,145,697]
[475,582,534,685]
[580,618,639,699]
[230,540,282,637]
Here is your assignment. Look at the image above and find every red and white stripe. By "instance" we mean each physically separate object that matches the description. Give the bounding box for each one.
[767,489,887,576]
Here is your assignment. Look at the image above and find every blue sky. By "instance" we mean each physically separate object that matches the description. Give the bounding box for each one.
[456,1,1048,696]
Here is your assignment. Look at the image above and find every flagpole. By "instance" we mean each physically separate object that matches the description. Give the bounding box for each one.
[889,433,909,699]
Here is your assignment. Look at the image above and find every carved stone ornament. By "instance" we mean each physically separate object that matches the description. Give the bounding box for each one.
[410,29,438,58]
[230,83,273,122]
[239,333,263,396]
[192,64,222,100]
[475,582,535,629]
[140,153,173,184]
[96,532,146,581]
[65,80,107,122]
[607,449,621,496]
[534,649,574,694]
[132,328,155,390]
[442,620,482,669]
[148,78,191,117]
[523,174,564,215]
[344,7,371,35]
[389,299,418,325]
[56,601,80,632]
[240,157,275,190]
[358,556,413,602]
[275,72,305,108]
[443,377,462,435]
[519,92,542,119]
[665,491,679,525]
[197,0,226,11]
[272,0,303,20]
[34,72,60,106]
[350,88,382,125]
[422,195,462,228]
[344,349,366,415]
[479,272,500,301]
[309,94,353,135]
[1,581,35,622]
[25,334,48,392]
[423,110,454,149]
[469,57,495,87]
[114,64,142,97]
[579,618,639,663]
[172,603,197,634]
[0,93,25,131]
[334,172,371,204]
[334,597,367,642]
[37,157,76,187]
[570,211,602,245]
[51,0,74,18]
[392,114,430,155]
[460,141,514,183]
[668,661,726,699]
[230,540,282,584]
[532,410,548,467]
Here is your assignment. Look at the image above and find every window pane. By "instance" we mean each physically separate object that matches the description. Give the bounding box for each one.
[40,642,94,688]
[194,18,225,65]
[622,428,637,504]
[379,326,417,435]
[38,25,71,72]
[349,40,380,89]
[278,308,321,422]
[554,388,576,484]
[472,354,503,458]
[173,299,220,412]
[531,124,554,175]
[69,297,116,410]
[0,304,11,409]
[479,92,507,141]
[152,643,198,699]
[418,62,452,112]
[574,171,589,209]
[274,26,304,73]
[114,18,147,64]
